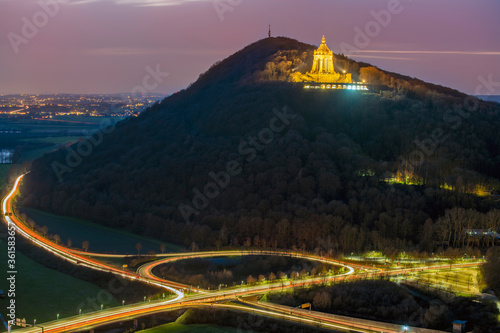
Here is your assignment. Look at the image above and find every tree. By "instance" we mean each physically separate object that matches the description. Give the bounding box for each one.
[82,240,89,252]
[482,247,500,295]
[268,272,276,282]
[27,219,35,230]
[135,242,142,255]
[215,239,222,251]
[419,218,434,251]
[247,275,256,285]
[258,274,265,282]
[359,66,385,85]
[160,243,167,254]
[53,234,61,244]
[41,225,48,237]
[67,238,72,248]
[313,291,331,309]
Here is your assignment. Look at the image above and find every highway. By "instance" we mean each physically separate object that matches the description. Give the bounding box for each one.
[1,174,483,333]
[1,175,187,293]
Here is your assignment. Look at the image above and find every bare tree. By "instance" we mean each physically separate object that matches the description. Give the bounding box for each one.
[27,219,36,230]
[135,242,142,255]
[53,234,61,244]
[82,240,89,252]
[313,291,331,309]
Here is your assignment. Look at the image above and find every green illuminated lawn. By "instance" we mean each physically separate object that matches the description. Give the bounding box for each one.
[0,164,11,190]
[0,239,116,324]
[140,323,249,333]
[22,208,183,254]
[19,136,82,145]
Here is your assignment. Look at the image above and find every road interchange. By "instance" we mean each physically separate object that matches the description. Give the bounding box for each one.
[2,174,482,333]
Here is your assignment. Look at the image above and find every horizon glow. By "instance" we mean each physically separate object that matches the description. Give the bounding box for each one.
[1,0,499,95]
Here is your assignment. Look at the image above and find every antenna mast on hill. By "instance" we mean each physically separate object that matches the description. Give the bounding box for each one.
[268,24,271,38]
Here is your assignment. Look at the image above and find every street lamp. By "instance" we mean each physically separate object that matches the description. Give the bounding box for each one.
[79,309,81,315]
[144,296,146,302]
[34,319,36,326]
[101,304,103,311]
[56,314,59,320]
[122,300,125,306]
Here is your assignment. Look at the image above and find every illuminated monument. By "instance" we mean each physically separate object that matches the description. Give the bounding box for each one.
[311,35,334,74]
[292,35,353,84]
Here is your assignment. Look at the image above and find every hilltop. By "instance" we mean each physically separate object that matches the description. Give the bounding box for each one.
[20,37,500,254]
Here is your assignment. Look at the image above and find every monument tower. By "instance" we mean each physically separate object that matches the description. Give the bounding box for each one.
[291,35,352,84]
[311,35,334,74]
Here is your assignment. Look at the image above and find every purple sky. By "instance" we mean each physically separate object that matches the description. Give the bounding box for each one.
[1,0,499,95]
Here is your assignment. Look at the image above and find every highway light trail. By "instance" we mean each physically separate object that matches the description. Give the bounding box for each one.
[2,175,185,291]
[2,174,484,333]
[2,175,186,332]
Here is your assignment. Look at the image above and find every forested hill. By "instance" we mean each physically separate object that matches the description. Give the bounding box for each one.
[21,37,500,254]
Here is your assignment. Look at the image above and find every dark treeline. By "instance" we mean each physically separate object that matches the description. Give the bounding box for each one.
[265,280,499,332]
[154,256,337,290]
[20,37,500,256]
[482,247,500,296]
[177,307,327,333]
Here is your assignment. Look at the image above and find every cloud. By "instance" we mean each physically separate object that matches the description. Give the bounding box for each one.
[82,47,230,56]
[65,0,210,6]
[349,55,417,61]
[352,50,500,56]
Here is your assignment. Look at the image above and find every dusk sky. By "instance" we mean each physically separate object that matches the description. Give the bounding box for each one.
[1,0,499,95]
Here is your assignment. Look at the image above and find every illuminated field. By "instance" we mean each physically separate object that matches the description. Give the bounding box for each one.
[402,267,482,295]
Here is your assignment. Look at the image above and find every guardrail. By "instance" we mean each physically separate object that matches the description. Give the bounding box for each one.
[247,300,446,333]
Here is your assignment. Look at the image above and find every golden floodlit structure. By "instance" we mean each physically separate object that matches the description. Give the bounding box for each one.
[292,35,352,84]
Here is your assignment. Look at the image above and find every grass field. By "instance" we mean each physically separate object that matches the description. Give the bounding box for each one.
[139,323,249,333]
[0,119,100,133]
[17,145,58,162]
[0,164,11,190]
[22,208,183,254]
[0,238,117,324]
[17,136,83,162]
[19,136,82,144]
[407,267,482,295]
